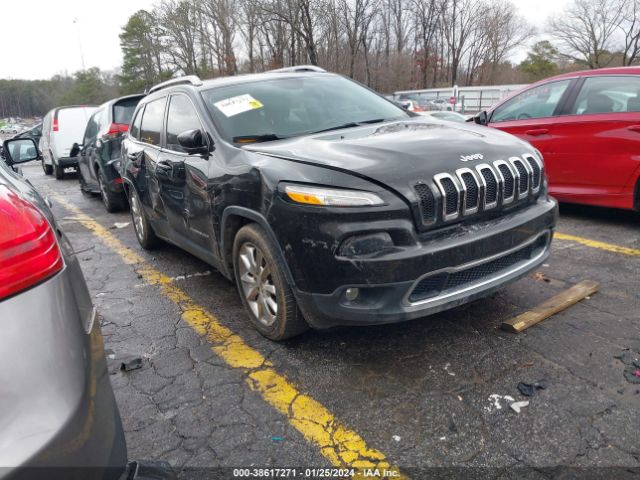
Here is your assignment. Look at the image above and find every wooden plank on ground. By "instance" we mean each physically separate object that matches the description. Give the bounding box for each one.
[501,280,600,333]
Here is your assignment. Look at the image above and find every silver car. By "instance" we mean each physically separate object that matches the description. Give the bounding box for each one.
[0,138,128,479]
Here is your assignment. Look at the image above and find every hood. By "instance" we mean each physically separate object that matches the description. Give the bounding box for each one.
[244,118,534,202]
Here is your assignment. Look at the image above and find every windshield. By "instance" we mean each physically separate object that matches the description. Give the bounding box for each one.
[201,75,409,143]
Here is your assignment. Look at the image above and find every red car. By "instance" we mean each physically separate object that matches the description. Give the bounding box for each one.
[478,67,640,211]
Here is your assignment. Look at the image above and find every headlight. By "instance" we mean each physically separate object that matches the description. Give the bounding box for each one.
[284,184,384,207]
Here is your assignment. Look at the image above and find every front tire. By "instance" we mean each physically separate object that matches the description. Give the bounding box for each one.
[128,187,161,249]
[79,172,93,196]
[42,158,53,175]
[233,224,308,341]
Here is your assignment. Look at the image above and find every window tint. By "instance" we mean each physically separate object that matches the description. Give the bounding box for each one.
[492,80,571,122]
[201,76,408,143]
[571,76,640,115]
[113,97,142,124]
[130,107,144,140]
[166,95,203,152]
[139,98,166,146]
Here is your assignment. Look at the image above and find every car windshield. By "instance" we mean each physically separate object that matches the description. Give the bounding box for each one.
[201,75,409,143]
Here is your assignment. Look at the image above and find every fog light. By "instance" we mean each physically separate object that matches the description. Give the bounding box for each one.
[345,288,359,301]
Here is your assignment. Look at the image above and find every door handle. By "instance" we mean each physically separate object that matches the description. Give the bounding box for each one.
[524,128,549,136]
[127,153,138,161]
[627,125,640,132]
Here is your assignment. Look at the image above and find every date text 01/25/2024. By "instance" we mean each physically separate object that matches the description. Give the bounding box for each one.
[232,468,400,477]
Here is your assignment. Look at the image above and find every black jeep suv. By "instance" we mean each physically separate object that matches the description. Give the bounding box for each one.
[120,67,558,341]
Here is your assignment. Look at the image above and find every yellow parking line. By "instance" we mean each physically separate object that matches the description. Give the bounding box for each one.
[555,232,640,257]
[51,193,406,478]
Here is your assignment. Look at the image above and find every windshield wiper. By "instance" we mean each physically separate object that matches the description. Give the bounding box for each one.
[309,118,387,135]
[233,134,289,144]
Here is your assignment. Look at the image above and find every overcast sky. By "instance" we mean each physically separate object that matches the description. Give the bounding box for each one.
[0,0,570,80]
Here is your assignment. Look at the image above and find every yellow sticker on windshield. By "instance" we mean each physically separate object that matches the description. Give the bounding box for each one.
[214,94,263,117]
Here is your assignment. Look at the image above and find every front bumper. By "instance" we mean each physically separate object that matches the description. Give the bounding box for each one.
[283,198,558,329]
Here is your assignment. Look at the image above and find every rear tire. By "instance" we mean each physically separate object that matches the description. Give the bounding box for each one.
[98,169,127,213]
[54,159,64,180]
[42,159,53,175]
[128,187,161,249]
[233,224,308,341]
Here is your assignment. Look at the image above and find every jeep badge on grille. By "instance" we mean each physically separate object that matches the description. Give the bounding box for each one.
[460,153,484,162]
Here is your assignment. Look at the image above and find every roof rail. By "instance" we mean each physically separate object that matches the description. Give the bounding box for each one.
[268,65,327,73]
[147,75,203,95]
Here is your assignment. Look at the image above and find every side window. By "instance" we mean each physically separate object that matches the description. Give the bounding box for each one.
[571,76,640,115]
[140,98,166,146]
[130,107,144,140]
[491,80,571,122]
[166,95,203,152]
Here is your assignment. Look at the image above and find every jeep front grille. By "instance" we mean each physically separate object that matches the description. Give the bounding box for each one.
[411,153,543,227]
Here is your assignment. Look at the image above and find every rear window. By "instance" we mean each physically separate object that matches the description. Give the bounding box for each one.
[113,97,143,125]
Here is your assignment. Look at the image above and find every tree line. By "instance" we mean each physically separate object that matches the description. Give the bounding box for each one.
[3,0,640,117]
[118,0,535,94]
[0,69,119,119]
[118,0,640,95]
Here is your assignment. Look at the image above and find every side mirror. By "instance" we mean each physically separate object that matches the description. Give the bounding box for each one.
[472,111,488,126]
[70,142,81,157]
[2,138,41,166]
[177,129,209,155]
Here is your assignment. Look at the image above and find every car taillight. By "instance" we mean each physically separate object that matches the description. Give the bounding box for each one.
[0,185,63,301]
[53,118,59,132]
[106,123,129,136]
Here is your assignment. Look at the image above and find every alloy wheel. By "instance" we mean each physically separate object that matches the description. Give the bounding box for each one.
[130,193,145,241]
[99,173,109,209]
[238,242,278,326]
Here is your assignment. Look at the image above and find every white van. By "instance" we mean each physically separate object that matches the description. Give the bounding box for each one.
[40,105,97,179]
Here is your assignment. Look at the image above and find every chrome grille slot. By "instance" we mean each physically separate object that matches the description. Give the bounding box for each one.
[523,154,542,193]
[510,157,530,199]
[414,182,436,225]
[476,164,498,210]
[434,173,460,221]
[494,160,515,204]
[456,168,480,215]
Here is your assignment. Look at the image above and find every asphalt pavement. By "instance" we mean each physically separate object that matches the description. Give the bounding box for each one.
[17,161,640,478]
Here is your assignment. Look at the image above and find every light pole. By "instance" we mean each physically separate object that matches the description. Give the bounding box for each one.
[73,17,86,71]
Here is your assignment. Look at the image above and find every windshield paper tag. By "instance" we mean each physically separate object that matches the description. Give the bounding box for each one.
[214,94,263,117]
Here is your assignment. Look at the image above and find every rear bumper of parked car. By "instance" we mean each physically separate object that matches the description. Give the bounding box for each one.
[286,198,558,329]
[57,156,79,168]
[0,253,127,479]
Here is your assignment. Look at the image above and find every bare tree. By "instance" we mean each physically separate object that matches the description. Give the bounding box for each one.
[618,0,640,65]
[549,0,625,68]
